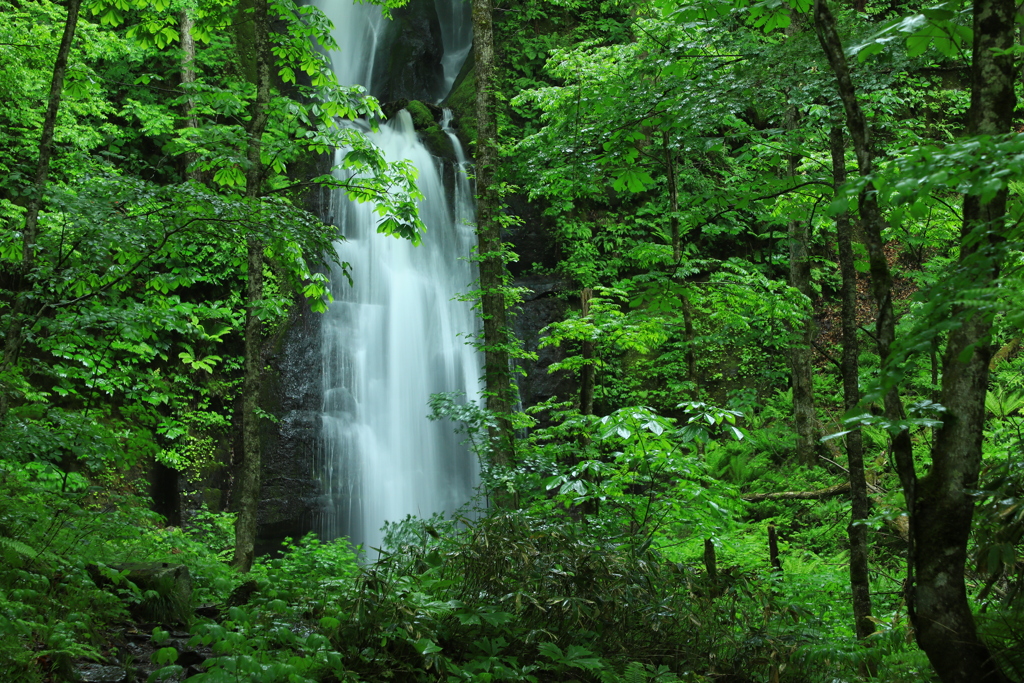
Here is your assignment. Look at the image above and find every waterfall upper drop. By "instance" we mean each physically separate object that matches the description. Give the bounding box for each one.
[314,0,481,552]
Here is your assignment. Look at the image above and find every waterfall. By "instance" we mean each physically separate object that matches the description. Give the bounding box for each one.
[435,0,473,97]
[314,0,480,553]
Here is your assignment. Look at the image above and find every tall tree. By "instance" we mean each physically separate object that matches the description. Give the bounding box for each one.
[829,126,875,659]
[909,0,1015,676]
[472,0,516,466]
[815,0,1014,678]
[1,0,82,418]
[179,7,201,183]
[786,119,817,467]
[232,0,272,572]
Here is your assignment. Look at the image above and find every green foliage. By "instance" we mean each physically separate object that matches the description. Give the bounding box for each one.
[1,0,1022,678]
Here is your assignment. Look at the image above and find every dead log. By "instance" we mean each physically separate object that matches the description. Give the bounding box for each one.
[743,482,851,502]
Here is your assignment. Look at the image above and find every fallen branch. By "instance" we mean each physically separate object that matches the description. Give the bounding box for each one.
[743,480,910,542]
[743,482,850,502]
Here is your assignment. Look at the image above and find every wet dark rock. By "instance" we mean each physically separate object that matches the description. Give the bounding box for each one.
[76,664,128,683]
[512,276,577,417]
[372,0,446,102]
[195,603,221,619]
[258,292,323,554]
[504,195,558,276]
[227,579,259,607]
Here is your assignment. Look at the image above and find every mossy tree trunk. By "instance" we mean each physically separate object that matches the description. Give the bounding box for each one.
[911,0,1015,677]
[232,0,272,573]
[180,8,201,183]
[816,0,1013,678]
[786,121,817,467]
[472,0,515,467]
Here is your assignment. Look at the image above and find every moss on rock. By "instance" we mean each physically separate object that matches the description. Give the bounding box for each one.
[403,99,456,161]
[441,58,477,151]
[405,99,437,129]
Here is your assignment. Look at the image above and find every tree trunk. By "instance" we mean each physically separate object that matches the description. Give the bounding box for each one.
[782,14,816,467]
[1,0,82,417]
[665,131,699,400]
[232,0,272,573]
[816,0,1014,678]
[812,0,915,615]
[786,116,817,466]
[681,294,699,399]
[664,130,681,264]
[472,0,515,467]
[830,126,875,650]
[912,0,1015,678]
[580,288,595,416]
[179,9,201,183]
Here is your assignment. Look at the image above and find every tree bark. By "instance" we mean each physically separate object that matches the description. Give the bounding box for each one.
[472,0,515,467]
[664,131,699,400]
[1,0,82,417]
[911,0,1015,678]
[232,0,272,573]
[179,8,201,183]
[768,524,783,573]
[830,126,875,649]
[786,118,817,467]
[580,288,595,416]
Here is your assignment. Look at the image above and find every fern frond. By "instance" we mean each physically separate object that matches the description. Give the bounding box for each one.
[623,661,647,683]
[0,536,40,568]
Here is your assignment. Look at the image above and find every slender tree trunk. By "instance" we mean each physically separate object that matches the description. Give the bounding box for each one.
[830,127,875,655]
[1,0,82,418]
[664,131,681,264]
[472,0,515,466]
[232,0,272,573]
[768,524,783,573]
[179,9,201,183]
[912,0,1015,678]
[664,132,699,400]
[681,294,699,399]
[580,287,595,416]
[786,121,817,466]
[782,15,817,468]
[812,0,916,612]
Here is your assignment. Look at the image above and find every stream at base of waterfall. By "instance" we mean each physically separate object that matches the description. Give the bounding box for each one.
[313,0,481,553]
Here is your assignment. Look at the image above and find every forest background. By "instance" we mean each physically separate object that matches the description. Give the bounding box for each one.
[1,0,1023,680]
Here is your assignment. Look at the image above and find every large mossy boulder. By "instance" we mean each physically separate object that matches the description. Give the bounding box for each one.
[89,562,193,625]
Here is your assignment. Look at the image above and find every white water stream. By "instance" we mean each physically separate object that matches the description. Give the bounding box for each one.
[314,0,480,552]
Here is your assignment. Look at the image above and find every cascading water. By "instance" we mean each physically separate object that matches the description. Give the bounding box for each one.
[314,0,481,552]
[435,0,473,96]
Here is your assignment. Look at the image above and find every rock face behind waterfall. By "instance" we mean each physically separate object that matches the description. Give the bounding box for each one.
[257,293,324,555]
[372,0,446,103]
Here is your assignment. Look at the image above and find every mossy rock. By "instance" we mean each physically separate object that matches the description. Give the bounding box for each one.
[441,53,476,151]
[404,99,456,161]
[90,562,193,625]
[405,99,437,129]
[420,123,455,160]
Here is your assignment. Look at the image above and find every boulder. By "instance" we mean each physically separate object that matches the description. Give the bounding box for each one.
[89,562,193,625]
